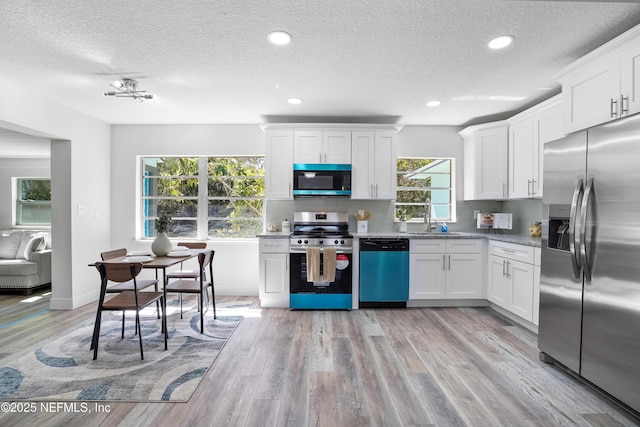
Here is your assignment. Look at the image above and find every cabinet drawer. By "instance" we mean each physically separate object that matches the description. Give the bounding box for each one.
[488,240,534,264]
[446,239,484,253]
[410,239,446,253]
[259,238,290,253]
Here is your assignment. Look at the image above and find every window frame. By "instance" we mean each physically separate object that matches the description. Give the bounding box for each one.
[139,156,265,240]
[14,177,52,227]
[395,157,456,223]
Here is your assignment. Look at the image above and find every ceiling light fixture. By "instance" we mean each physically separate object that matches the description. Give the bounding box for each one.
[103,78,155,102]
[268,31,292,45]
[426,100,442,107]
[288,97,302,105]
[488,35,514,50]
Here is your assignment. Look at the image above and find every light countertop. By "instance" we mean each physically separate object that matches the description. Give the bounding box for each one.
[257,231,541,247]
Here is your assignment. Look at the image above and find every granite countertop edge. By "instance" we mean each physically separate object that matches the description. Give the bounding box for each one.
[257,231,541,247]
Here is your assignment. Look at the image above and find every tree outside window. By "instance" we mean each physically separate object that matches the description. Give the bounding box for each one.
[141,156,264,239]
[16,178,51,226]
[395,158,455,222]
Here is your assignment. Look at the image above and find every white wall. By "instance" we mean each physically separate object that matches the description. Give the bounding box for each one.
[0,158,51,228]
[0,78,111,309]
[110,124,265,295]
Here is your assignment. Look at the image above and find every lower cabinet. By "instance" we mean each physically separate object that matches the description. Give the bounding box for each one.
[410,239,484,300]
[487,240,538,324]
[258,239,289,308]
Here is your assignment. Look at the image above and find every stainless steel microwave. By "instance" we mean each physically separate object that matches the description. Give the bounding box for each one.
[292,164,351,197]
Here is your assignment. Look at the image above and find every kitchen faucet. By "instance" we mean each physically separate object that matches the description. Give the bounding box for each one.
[424,196,432,233]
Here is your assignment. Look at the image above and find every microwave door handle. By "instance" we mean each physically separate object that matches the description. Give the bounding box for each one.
[569,179,583,279]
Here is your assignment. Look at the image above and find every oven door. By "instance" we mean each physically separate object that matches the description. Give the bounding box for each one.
[289,251,352,294]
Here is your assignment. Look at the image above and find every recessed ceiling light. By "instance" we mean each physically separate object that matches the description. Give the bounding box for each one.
[488,35,514,50]
[288,97,302,105]
[426,100,442,107]
[268,31,292,45]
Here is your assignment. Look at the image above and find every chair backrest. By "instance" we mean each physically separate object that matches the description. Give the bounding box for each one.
[197,250,215,279]
[101,248,127,261]
[96,262,143,283]
[178,242,207,249]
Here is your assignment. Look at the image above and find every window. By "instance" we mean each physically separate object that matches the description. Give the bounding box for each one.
[141,156,264,239]
[15,178,51,226]
[395,158,455,222]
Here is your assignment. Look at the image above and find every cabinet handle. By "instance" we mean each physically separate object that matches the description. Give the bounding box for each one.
[502,259,506,277]
[370,184,374,198]
[506,260,511,278]
[621,95,629,115]
[527,179,531,197]
[531,179,536,196]
[442,255,446,271]
[611,98,618,118]
[319,153,322,163]
[375,184,379,198]
[289,182,292,198]
[448,255,451,270]
[503,183,506,198]
[324,153,327,163]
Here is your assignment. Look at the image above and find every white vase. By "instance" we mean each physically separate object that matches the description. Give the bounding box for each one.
[399,221,407,233]
[151,232,172,256]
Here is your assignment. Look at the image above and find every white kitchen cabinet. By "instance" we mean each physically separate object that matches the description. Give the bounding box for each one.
[410,239,484,300]
[508,95,563,199]
[487,240,536,323]
[557,25,640,133]
[293,130,351,164]
[351,131,396,199]
[265,129,294,200]
[460,121,508,200]
[258,239,290,308]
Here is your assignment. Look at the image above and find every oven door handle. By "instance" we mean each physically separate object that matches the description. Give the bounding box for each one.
[290,248,352,254]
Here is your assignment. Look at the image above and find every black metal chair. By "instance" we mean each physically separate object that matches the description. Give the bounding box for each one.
[165,250,216,333]
[91,262,167,360]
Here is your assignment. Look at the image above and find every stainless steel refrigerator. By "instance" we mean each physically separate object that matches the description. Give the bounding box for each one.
[539,114,640,414]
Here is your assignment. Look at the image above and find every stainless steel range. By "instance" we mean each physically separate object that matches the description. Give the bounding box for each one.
[289,212,353,310]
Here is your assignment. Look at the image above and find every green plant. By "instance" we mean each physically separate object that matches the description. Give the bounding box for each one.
[155,211,172,233]
[397,207,410,222]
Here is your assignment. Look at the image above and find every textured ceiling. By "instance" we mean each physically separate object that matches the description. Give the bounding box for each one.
[2,0,640,135]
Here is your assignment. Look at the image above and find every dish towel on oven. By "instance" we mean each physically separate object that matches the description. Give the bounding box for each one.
[306,247,321,282]
[322,248,336,283]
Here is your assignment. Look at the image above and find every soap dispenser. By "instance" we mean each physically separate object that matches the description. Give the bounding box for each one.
[282,218,291,234]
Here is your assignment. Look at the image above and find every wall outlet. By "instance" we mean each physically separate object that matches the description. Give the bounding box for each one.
[473,210,480,219]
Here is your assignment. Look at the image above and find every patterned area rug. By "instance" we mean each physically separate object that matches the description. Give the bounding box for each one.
[0,300,250,402]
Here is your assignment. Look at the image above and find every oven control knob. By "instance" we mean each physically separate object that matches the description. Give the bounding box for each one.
[297,240,302,244]
[319,240,324,244]
[304,240,308,244]
[340,240,345,244]
[334,240,339,244]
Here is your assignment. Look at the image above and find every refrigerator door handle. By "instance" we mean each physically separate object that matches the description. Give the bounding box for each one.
[569,179,584,279]
[580,178,595,282]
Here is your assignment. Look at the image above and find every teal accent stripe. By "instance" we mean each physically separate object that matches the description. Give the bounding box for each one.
[290,294,352,310]
[293,163,351,171]
[0,309,50,330]
[292,189,351,196]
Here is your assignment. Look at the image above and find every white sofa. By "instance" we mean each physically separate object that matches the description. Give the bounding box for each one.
[0,230,52,295]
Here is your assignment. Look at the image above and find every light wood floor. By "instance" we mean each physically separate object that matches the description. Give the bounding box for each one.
[1,294,639,427]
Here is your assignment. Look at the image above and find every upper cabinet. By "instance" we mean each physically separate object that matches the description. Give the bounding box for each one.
[293,131,351,164]
[507,95,563,199]
[557,26,640,133]
[460,121,509,201]
[351,131,396,200]
[265,129,294,200]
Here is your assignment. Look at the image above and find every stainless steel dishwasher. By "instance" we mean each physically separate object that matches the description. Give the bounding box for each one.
[359,238,409,308]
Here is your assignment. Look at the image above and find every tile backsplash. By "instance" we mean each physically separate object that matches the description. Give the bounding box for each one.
[265,198,542,235]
